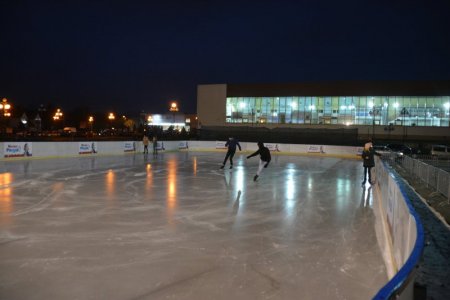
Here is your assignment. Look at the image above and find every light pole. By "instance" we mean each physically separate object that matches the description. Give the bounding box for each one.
[0,98,12,134]
[88,116,94,133]
[21,113,28,131]
[38,104,46,131]
[169,101,179,127]
[251,108,254,126]
[35,114,42,132]
[53,108,63,130]
[108,112,115,134]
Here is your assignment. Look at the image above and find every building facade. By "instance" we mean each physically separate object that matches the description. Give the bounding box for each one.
[197,82,450,142]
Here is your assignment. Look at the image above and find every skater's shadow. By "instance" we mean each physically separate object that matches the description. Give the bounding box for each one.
[233,198,240,215]
[232,190,242,215]
[223,171,231,187]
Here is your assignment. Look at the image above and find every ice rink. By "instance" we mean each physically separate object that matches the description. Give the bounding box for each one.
[0,152,388,300]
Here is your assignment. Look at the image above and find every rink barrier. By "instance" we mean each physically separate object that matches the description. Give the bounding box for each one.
[1,140,365,160]
[372,159,425,300]
[1,140,425,298]
[0,141,181,159]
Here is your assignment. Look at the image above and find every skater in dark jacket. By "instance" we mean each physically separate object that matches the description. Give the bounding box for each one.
[361,143,381,185]
[220,137,242,169]
[247,142,271,181]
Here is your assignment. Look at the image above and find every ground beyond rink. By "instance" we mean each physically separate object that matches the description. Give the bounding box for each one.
[0,150,388,300]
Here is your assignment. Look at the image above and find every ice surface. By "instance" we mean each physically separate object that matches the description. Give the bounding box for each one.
[0,152,387,299]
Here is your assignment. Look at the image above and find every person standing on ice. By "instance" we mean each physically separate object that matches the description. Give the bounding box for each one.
[220,137,242,169]
[361,141,381,185]
[152,135,158,156]
[142,135,149,154]
[247,142,271,181]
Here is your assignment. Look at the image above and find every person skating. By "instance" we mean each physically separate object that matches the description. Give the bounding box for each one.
[247,142,271,181]
[220,137,242,169]
[361,142,381,185]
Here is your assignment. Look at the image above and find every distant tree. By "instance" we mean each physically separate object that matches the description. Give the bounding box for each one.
[180,127,187,138]
[124,119,135,132]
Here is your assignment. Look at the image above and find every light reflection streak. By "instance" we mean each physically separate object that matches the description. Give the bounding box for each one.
[336,178,352,211]
[193,157,197,175]
[0,173,13,223]
[285,169,296,217]
[166,158,177,222]
[51,182,65,206]
[307,176,313,190]
[286,170,295,201]
[106,169,116,201]
[146,163,153,196]
[234,168,245,195]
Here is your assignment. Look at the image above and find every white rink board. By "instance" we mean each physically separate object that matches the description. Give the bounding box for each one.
[2,141,361,160]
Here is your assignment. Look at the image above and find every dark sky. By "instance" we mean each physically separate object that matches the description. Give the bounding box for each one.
[1,0,450,115]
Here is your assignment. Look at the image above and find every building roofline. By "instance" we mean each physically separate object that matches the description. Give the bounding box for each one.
[225,80,450,97]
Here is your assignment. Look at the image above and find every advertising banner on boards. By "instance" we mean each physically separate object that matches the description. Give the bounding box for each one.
[307,145,325,153]
[178,141,188,149]
[124,141,136,152]
[3,142,33,158]
[265,143,280,152]
[79,142,98,155]
[215,141,227,149]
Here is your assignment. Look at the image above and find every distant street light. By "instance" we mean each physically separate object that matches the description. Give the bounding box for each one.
[52,108,63,131]
[53,108,63,120]
[20,113,28,134]
[21,113,28,125]
[169,101,179,112]
[169,101,179,125]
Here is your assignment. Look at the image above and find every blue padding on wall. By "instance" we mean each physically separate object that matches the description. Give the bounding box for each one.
[372,162,425,300]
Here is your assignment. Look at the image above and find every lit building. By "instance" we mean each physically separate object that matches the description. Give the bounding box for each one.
[145,113,187,130]
[197,81,450,140]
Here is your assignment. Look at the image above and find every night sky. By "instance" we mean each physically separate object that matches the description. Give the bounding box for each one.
[1,0,450,115]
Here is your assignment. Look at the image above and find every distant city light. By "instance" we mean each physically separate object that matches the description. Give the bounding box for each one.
[1,98,12,117]
[53,108,63,120]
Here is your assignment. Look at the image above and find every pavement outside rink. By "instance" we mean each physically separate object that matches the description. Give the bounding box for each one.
[0,152,388,300]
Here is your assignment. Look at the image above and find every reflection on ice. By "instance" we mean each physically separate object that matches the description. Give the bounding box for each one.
[166,157,177,224]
